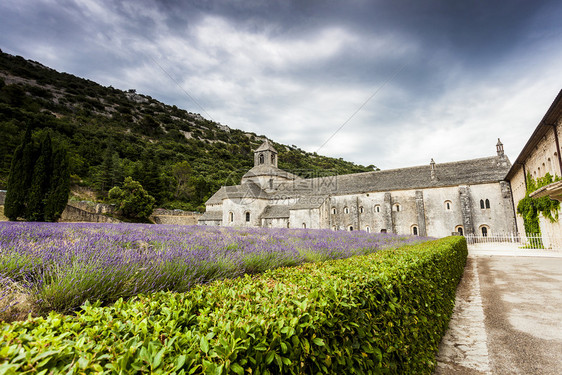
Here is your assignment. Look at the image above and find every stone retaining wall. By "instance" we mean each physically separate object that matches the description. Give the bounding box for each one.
[60,204,121,223]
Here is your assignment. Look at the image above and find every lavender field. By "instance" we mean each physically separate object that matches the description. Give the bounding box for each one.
[0,222,429,318]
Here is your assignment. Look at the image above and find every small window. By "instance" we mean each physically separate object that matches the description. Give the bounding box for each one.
[332,225,337,231]
[259,153,264,164]
[348,225,353,231]
[485,199,490,209]
[444,200,452,210]
[271,154,276,164]
[455,226,464,236]
[359,206,364,214]
[344,207,349,214]
[412,225,419,236]
[393,204,401,212]
[229,212,234,222]
[287,221,290,228]
[481,226,488,237]
[374,205,381,213]
[480,199,485,209]
[245,212,250,222]
[331,207,337,215]
[302,223,306,229]
[365,226,371,233]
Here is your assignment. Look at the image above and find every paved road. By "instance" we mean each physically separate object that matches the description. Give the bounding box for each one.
[435,249,562,375]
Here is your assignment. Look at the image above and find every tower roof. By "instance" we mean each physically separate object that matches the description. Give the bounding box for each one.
[255,139,277,153]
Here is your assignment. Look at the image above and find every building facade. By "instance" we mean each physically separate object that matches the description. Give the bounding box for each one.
[200,139,518,238]
[506,89,562,237]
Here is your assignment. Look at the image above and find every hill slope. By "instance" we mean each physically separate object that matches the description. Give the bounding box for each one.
[0,50,376,211]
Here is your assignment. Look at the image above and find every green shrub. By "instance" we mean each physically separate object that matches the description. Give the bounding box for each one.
[0,236,467,374]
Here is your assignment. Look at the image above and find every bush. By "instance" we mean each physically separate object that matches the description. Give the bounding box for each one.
[0,236,467,374]
[109,177,155,220]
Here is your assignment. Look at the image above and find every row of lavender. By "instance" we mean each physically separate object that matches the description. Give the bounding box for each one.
[0,222,429,317]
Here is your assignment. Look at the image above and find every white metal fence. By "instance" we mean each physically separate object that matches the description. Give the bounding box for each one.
[465,233,562,251]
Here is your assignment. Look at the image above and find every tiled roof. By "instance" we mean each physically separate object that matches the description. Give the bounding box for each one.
[255,139,277,153]
[278,155,510,195]
[260,205,290,219]
[199,210,222,221]
[242,165,299,180]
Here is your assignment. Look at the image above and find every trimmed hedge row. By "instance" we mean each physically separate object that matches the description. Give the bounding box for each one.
[0,236,467,374]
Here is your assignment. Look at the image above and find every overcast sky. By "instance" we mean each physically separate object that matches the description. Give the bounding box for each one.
[1,0,562,169]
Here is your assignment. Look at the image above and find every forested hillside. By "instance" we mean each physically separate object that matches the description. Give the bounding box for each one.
[0,50,376,211]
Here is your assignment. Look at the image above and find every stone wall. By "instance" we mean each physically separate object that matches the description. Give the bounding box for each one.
[508,116,562,235]
[60,204,121,223]
[150,209,201,225]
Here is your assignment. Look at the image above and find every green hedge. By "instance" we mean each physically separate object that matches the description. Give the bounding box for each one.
[0,236,467,374]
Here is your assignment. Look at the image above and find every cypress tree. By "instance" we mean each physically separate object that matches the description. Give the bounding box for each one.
[99,146,114,194]
[44,144,70,221]
[26,132,52,221]
[4,126,34,220]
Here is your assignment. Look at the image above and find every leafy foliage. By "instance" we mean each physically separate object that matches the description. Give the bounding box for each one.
[0,235,466,374]
[4,128,69,221]
[516,172,560,234]
[109,177,155,220]
[0,51,376,211]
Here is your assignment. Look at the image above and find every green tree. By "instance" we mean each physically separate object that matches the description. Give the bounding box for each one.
[44,144,70,221]
[26,132,52,221]
[4,126,35,220]
[171,161,194,200]
[97,145,123,195]
[5,129,70,221]
[109,177,155,220]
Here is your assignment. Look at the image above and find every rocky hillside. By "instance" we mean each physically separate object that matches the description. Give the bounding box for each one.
[0,50,376,211]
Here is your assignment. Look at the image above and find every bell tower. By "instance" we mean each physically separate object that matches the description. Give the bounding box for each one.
[254,139,278,168]
[496,138,504,157]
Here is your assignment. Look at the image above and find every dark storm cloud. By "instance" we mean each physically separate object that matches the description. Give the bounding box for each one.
[1,0,561,168]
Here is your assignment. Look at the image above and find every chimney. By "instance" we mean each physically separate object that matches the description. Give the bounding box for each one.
[430,158,436,180]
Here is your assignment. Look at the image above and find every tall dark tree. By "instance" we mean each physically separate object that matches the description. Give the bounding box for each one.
[44,144,70,221]
[5,129,70,221]
[97,145,122,195]
[4,126,35,220]
[26,132,52,221]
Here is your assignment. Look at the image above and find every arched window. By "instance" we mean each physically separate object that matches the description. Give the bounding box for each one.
[245,212,250,222]
[485,199,490,209]
[444,200,452,210]
[302,223,306,229]
[393,203,401,212]
[374,205,381,213]
[271,154,276,164]
[455,226,464,236]
[480,199,485,209]
[481,226,488,237]
[365,226,371,233]
[332,225,337,231]
[259,153,264,164]
[228,212,234,222]
[344,207,349,214]
[348,225,353,231]
[412,225,419,236]
[331,207,337,215]
[359,206,364,214]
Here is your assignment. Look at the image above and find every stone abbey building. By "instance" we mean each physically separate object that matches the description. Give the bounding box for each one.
[199,139,518,238]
